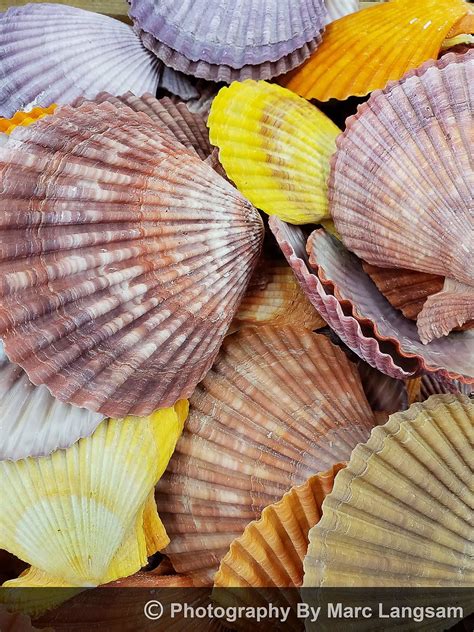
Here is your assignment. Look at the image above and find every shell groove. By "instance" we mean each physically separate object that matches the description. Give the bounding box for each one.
[304,394,474,587]
[156,325,377,582]
[0,3,161,117]
[0,102,263,417]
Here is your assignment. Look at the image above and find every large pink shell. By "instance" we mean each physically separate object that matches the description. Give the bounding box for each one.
[156,325,377,583]
[0,3,161,118]
[129,0,327,81]
[330,52,473,287]
[269,218,474,384]
[0,102,263,417]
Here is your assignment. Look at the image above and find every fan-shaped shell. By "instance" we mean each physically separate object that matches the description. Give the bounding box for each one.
[303,394,473,587]
[417,279,474,343]
[73,92,212,160]
[232,259,326,330]
[155,325,377,583]
[214,464,344,589]
[129,0,327,82]
[0,401,188,594]
[208,81,340,224]
[330,53,473,287]
[281,0,470,100]
[0,102,263,417]
[0,4,161,118]
[269,218,474,383]
[0,342,103,461]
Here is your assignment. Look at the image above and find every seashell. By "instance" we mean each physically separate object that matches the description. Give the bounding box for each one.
[208,81,340,224]
[0,105,56,135]
[0,341,103,462]
[303,394,474,587]
[214,464,344,589]
[129,0,327,82]
[72,91,212,160]
[417,279,474,343]
[323,0,359,24]
[281,0,471,101]
[0,401,188,599]
[330,53,473,288]
[158,64,200,100]
[0,4,161,118]
[361,263,445,322]
[155,325,377,582]
[420,374,473,399]
[232,259,326,331]
[269,218,474,383]
[0,101,263,417]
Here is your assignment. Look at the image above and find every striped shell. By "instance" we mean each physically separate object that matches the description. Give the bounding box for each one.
[0,102,263,417]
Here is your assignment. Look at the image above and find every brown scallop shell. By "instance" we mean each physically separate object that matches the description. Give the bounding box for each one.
[0,102,263,417]
[155,325,377,583]
[330,53,473,287]
[73,91,212,160]
[417,279,474,343]
[304,394,474,587]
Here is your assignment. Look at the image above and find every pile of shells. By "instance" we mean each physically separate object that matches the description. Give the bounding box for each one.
[0,0,472,629]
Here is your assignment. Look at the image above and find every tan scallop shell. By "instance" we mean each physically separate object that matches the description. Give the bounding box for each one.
[304,394,473,587]
[330,53,473,288]
[156,325,377,583]
[0,101,263,417]
[232,259,326,331]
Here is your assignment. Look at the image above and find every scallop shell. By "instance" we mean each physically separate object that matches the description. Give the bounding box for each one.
[0,341,103,462]
[158,64,200,100]
[323,0,359,24]
[357,361,408,415]
[72,92,212,160]
[0,101,263,417]
[214,464,344,589]
[303,394,473,587]
[129,0,326,82]
[330,53,473,287]
[208,81,340,224]
[420,374,473,399]
[0,401,188,594]
[0,4,161,118]
[417,279,474,343]
[155,325,377,582]
[232,259,326,330]
[269,218,474,383]
[281,0,470,100]
[361,263,444,322]
[0,105,56,135]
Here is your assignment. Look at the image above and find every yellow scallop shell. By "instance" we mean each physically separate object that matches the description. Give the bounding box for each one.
[0,400,188,599]
[208,80,340,224]
[0,105,56,135]
[281,0,470,101]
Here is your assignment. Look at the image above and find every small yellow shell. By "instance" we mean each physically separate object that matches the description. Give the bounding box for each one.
[208,80,340,224]
[0,400,188,604]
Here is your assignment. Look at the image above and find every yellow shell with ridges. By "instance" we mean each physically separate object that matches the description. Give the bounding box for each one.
[0,105,56,135]
[0,400,188,596]
[208,80,340,225]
